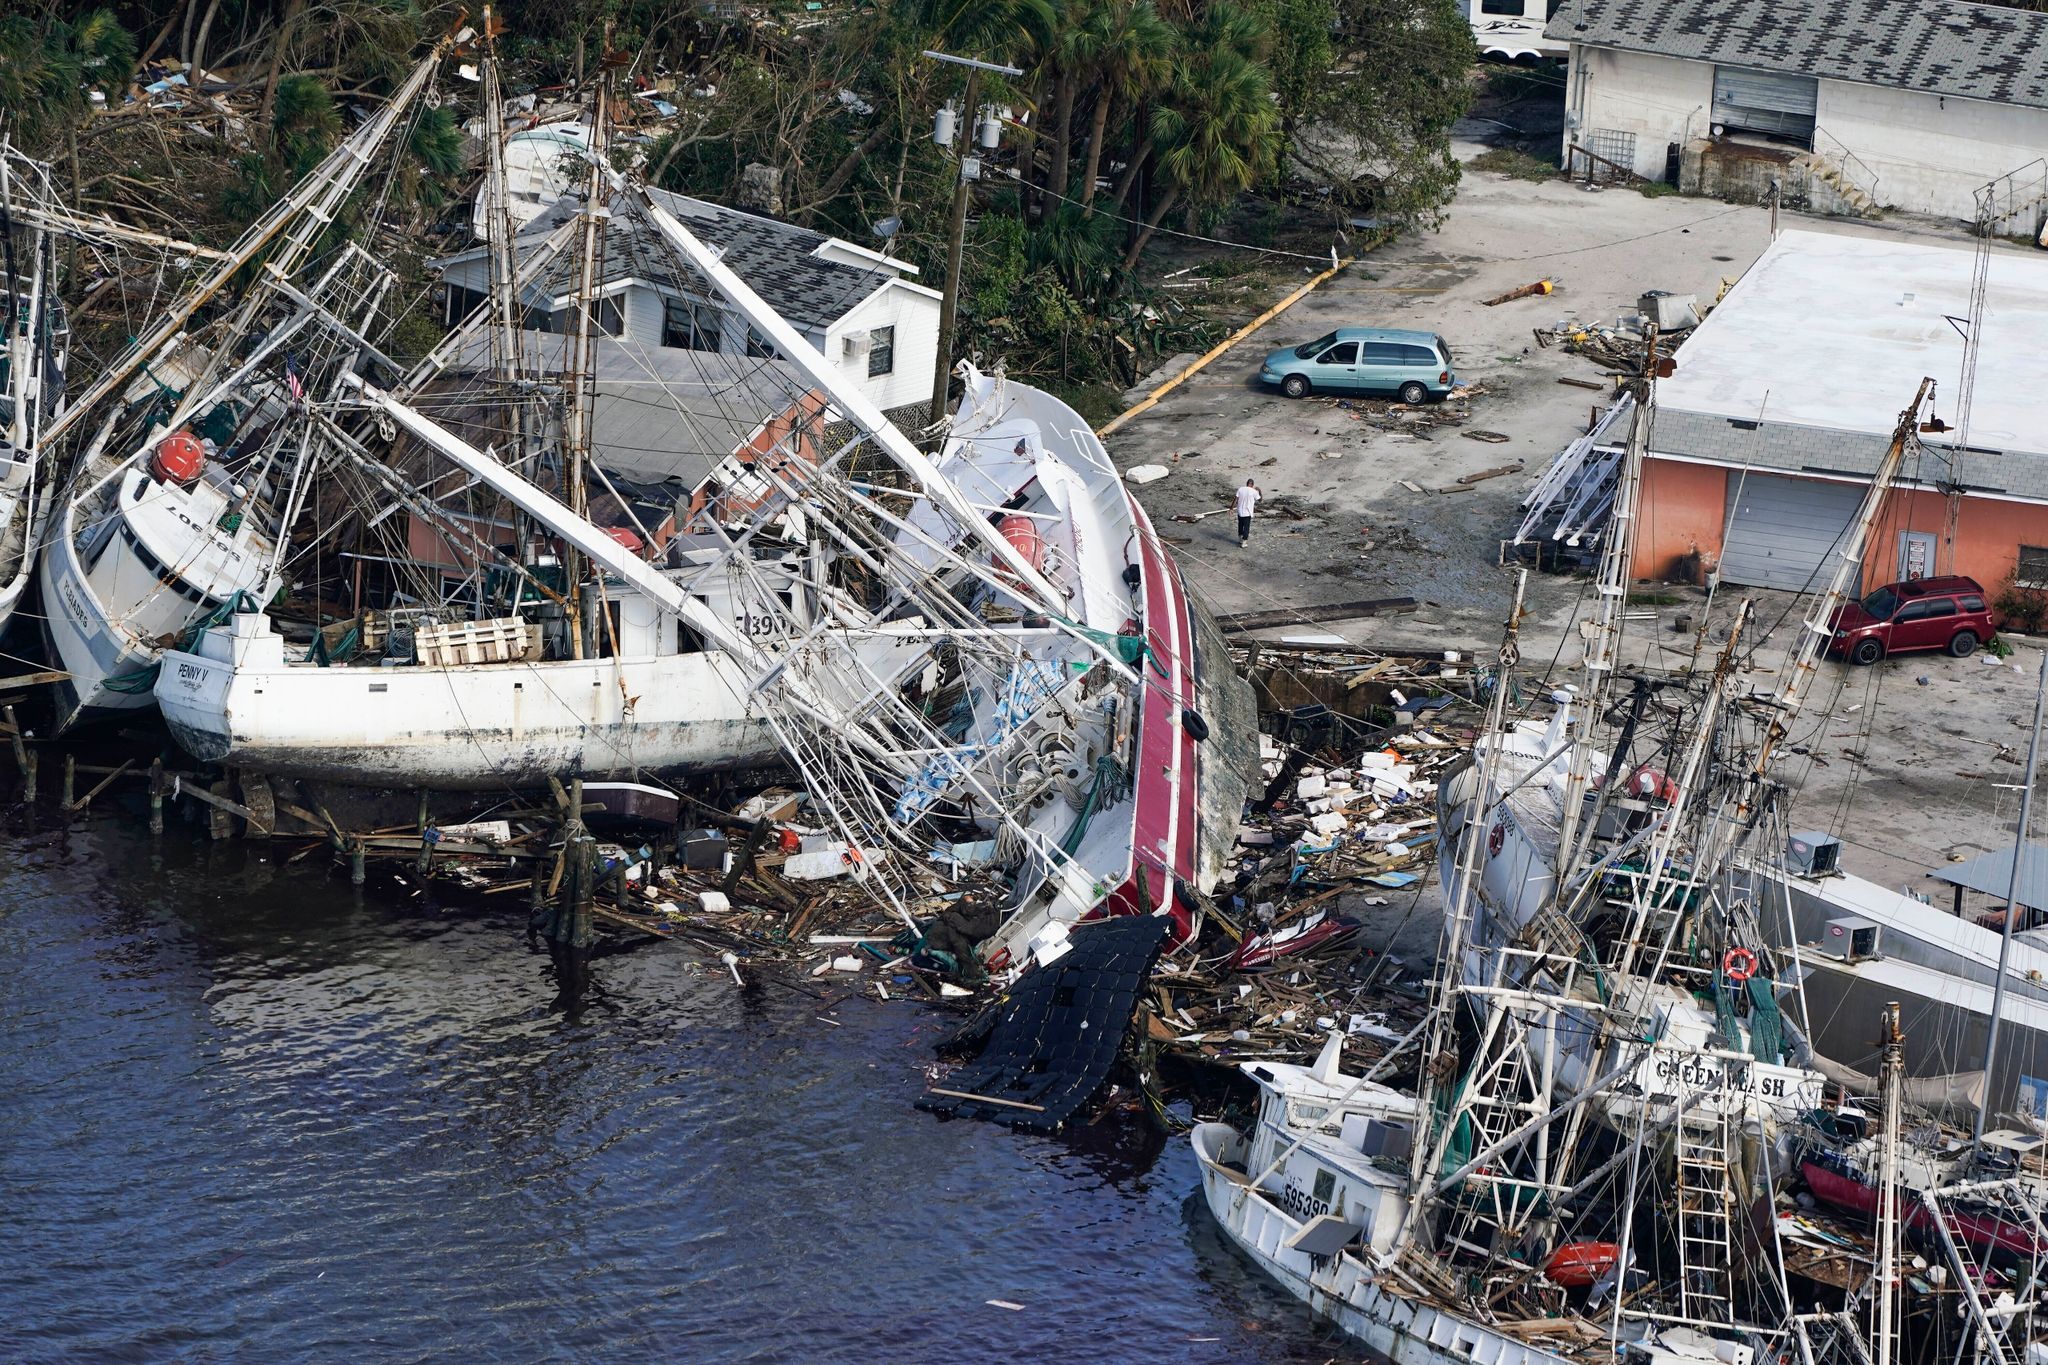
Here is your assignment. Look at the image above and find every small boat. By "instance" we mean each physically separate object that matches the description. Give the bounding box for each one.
[1190,1034,1579,1365]
[1542,1240,1620,1289]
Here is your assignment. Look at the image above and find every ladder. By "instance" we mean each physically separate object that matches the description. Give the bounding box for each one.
[1672,1077,1736,1323]
[1444,1011,1546,1251]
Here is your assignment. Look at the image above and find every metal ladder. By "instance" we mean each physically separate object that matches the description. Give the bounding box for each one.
[1672,1081,1735,1323]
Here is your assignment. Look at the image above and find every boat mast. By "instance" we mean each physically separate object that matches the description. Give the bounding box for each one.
[1552,327,1659,880]
[1874,1003,1902,1365]
[1398,569,1528,1250]
[478,7,524,396]
[559,34,611,661]
[1977,648,2047,1150]
[39,35,456,450]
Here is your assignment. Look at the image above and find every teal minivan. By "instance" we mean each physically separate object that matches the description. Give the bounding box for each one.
[1257,327,1458,402]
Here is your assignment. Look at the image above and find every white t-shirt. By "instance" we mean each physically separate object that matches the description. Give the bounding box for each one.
[1235,484,1261,517]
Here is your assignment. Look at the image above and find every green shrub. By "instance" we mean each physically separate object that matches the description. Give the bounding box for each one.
[1470,147,1558,182]
[1995,579,2048,634]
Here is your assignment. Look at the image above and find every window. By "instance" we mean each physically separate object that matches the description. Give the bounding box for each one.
[2020,545,2048,590]
[1399,344,1438,365]
[1362,342,1405,364]
[867,325,895,377]
[1894,598,1955,623]
[662,298,722,352]
[746,327,778,360]
[442,283,486,328]
[1480,0,1523,14]
[1312,1169,1337,1204]
[1293,332,1338,359]
[1319,342,1358,364]
[1962,595,1987,612]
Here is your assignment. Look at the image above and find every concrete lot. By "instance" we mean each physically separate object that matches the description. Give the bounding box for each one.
[1109,152,2045,923]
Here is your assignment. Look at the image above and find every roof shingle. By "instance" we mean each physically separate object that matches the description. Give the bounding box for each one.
[1548,0,2048,110]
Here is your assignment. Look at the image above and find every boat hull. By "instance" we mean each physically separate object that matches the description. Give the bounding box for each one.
[39,521,159,731]
[155,644,783,789]
[1191,1123,1573,1365]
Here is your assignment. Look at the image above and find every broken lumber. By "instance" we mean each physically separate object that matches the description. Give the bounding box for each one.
[1456,462,1525,485]
[1216,598,1417,633]
[1482,279,1554,307]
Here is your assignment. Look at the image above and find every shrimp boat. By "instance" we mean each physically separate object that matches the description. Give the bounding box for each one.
[36,41,456,731]
[143,48,1256,960]
[1190,362,1955,1362]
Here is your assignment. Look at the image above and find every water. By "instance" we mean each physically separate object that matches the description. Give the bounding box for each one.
[1,806,1356,1361]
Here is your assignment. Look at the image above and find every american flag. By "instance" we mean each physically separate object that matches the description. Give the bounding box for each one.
[283,354,304,401]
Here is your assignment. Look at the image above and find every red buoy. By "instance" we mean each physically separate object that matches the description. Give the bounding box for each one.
[150,432,206,487]
[992,513,1045,584]
[1544,1241,1620,1289]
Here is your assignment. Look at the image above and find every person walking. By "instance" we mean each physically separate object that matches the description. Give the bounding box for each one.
[1235,478,1261,547]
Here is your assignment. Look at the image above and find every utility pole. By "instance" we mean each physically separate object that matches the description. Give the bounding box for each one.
[922,50,1022,445]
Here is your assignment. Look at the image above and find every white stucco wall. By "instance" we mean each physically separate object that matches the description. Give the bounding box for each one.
[1815,81,2048,223]
[1567,42,2048,221]
[1565,45,1717,181]
[825,281,942,414]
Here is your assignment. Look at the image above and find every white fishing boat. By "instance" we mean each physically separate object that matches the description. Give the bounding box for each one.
[36,41,455,731]
[1190,1035,1577,1365]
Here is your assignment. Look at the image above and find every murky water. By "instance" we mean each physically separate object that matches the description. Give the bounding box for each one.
[1,803,1359,1360]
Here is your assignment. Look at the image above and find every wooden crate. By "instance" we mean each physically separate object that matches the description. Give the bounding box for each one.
[415,616,541,667]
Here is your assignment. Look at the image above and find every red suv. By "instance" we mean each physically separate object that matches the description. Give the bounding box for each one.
[1828,575,1996,665]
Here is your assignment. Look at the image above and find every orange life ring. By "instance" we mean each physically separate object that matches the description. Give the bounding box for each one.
[1723,947,1759,983]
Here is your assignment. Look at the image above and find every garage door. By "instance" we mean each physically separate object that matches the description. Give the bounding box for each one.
[1713,66,1818,142]
[1719,472,1863,591]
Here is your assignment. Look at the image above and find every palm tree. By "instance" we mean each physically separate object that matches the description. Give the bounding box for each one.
[1069,0,1174,217]
[1121,35,1279,270]
[1104,0,1266,217]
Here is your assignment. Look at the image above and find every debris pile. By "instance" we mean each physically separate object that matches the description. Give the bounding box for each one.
[1317,384,1484,435]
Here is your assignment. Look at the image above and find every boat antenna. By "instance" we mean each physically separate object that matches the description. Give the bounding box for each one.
[1977,648,2047,1151]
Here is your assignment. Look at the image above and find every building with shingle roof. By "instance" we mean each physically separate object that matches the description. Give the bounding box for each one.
[1546,0,2048,226]
[1623,229,2048,596]
[435,185,941,419]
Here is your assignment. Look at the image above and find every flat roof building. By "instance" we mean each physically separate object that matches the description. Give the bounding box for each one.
[1634,228,2048,596]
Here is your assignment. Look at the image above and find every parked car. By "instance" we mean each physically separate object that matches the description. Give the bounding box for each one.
[1827,574,1996,664]
[1258,328,1458,403]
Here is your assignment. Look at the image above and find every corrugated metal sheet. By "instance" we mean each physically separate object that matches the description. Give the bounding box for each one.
[1713,66,1817,138]
[1718,471,1863,591]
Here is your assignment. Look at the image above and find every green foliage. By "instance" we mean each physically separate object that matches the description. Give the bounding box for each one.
[1151,35,1282,209]
[273,74,341,177]
[0,6,134,148]
[1470,148,1558,182]
[1996,581,2048,634]
[409,107,466,178]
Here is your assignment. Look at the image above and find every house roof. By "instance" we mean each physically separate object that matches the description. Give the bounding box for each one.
[1547,0,2048,111]
[1647,229,2048,501]
[441,331,821,486]
[439,187,901,334]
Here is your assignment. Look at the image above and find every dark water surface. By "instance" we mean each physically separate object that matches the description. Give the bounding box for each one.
[2,807,1355,1361]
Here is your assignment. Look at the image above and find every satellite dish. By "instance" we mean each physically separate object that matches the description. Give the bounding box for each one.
[872,215,902,241]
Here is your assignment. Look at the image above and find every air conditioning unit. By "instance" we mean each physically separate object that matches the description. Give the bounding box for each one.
[841,330,871,362]
[1823,916,1881,963]
[1340,1113,1414,1161]
[1786,830,1842,878]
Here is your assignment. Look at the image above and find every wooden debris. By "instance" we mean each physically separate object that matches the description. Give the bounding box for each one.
[1456,463,1526,485]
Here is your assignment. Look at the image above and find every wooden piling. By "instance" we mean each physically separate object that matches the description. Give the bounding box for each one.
[61,754,75,808]
[148,758,164,833]
[415,789,432,874]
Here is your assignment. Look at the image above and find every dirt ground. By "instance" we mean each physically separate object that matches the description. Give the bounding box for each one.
[1107,142,2042,926]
